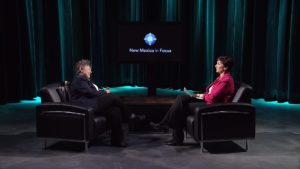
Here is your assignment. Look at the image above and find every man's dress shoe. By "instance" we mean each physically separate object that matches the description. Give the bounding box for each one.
[165,139,183,146]
[130,113,146,123]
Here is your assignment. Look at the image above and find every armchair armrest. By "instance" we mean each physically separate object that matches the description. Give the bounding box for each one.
[191,103,255,141]
[194,103,255,115]
[36,102,94,115]
[36,103,95,141]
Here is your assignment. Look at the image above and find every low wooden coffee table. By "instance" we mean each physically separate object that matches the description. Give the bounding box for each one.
[122,96,176,106]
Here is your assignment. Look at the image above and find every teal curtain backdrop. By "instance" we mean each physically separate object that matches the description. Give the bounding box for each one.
[0,0,299,103]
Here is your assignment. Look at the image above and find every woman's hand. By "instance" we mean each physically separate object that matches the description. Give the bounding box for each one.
[194,93,204,100]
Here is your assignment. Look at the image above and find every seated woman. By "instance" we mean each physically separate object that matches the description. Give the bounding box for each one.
[150,56,235,146]
[70,59,133,147]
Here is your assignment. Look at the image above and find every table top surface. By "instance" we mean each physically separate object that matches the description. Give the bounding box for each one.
[121,96,177,105]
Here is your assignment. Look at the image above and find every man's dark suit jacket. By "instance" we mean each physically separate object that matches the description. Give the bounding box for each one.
[69,75,106,109]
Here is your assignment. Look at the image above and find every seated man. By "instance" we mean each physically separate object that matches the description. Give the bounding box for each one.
[70,59,135,147]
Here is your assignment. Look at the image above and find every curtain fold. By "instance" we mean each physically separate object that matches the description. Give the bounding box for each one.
[287,0,300,103]
[1,0,300,103]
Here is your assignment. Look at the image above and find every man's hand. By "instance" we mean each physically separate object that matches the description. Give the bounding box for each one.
[105,87,110,93]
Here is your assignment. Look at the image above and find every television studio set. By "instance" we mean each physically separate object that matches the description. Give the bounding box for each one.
[0,0,299,169]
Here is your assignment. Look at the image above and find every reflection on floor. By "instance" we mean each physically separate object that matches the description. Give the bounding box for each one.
[0,87,299,169]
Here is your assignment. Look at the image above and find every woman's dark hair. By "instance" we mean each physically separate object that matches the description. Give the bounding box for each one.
[217,56,234,72]
[75,59,91,75]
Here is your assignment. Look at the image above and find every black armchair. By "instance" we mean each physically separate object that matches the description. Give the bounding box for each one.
[36,82,109,151]
[186,83,256,152]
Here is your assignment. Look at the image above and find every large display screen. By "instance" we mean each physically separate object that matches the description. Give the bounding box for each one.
[118,23,185,63]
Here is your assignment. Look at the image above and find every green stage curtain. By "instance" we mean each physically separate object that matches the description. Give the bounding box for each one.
[0,0,299,103]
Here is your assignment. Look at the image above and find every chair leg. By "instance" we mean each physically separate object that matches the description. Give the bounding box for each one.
[200,141,203,153]
[44,140,47,149]
[245,139,248,151]
[84,142,88,152]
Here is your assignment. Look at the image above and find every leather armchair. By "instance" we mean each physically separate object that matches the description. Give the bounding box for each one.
[36,82,108,151]
[186,83,256,152]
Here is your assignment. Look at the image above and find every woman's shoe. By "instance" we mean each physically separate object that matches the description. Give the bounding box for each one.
[165,129,184,146]
[149,122,169,132]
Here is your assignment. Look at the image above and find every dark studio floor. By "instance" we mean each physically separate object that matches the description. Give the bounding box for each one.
[0,87,299,169]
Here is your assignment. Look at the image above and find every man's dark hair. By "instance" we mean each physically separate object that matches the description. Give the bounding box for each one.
[75,59,91,75]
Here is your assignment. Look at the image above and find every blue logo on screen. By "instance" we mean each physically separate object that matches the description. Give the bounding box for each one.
[144,33,157,46]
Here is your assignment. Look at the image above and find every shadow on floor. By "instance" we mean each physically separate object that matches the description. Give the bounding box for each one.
[203,141,247,154]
